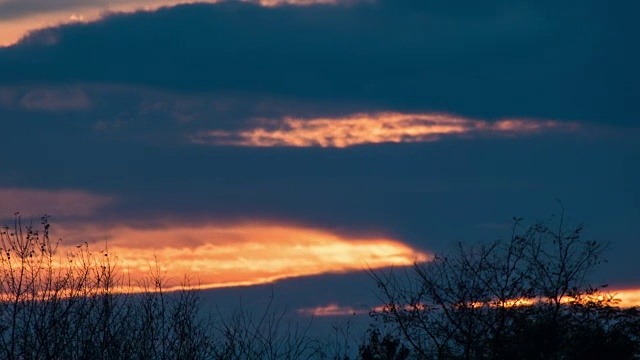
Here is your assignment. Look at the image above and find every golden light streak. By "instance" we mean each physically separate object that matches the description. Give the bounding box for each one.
[54,222,431,292]
[0,0,339,47]
[299,291,640,317]
[193,112,578,148]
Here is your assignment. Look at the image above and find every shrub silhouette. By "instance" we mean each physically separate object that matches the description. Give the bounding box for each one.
[358,328,410,360]
[0,215,319,360]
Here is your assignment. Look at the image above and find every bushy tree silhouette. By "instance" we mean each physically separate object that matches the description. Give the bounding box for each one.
[369,211,640,360]
[358,328,410,360]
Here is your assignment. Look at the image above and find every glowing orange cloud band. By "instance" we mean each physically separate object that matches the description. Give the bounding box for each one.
[0,0,339,47]
[193,112,578,148]
[56,223,430,291]
[298,290,640,317]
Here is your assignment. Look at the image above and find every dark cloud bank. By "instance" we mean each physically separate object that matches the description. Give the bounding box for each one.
[0,0,637,124]
[0,0,638,293]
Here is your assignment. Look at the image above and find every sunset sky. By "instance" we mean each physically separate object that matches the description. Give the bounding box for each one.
[0,0,638,320]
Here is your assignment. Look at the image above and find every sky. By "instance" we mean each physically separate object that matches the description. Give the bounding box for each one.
[0,0,639,324]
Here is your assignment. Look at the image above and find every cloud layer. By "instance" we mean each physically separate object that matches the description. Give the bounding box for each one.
[0,0,637,312]
[1,0,636,125]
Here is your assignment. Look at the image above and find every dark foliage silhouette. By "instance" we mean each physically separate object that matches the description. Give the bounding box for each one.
[1,212,638,359]
[369,211,640,360]
[0,215,319,360]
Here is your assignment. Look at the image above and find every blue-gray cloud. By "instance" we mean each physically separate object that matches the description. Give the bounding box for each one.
[1,0,637,125]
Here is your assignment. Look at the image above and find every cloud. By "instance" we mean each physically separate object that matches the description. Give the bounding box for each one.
[1,1,632,126]
[296,303,371,316]
[0,188,113,218]
[0,0,637,296]
[0,0,339,20]
[193,112,578,148]
[52,221,430,290]
[20,87,90,111]
[297,289,640,317]
[0,84,582,150]
[0,0,343,47]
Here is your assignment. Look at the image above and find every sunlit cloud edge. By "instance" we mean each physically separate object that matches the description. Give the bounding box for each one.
[0,0,346,48]
[192,112,580,148]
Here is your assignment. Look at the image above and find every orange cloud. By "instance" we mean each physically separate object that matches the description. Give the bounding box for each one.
[193,112,578,148]
[54,222,430,291]
[0,0,340,47]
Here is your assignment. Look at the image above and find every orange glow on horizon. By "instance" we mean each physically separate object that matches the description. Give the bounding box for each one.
[0,0,340,48]
[193,112,578,148]
[606,289,640,308]
[53,222,431,292]
[298,291,640,317]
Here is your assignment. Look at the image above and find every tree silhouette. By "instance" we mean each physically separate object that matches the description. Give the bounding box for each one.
[0,215,318,360]
[1,212,637,359]
[358,328,410,360]
[369,212,640,360]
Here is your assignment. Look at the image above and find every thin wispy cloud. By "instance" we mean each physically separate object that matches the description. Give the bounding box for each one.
[297,303,372,316]
[20,87,91,111]
[0,188,113,218]
[193,112,579,148]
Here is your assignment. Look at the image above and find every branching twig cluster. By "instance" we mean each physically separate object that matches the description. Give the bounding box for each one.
[370,212,640,360]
